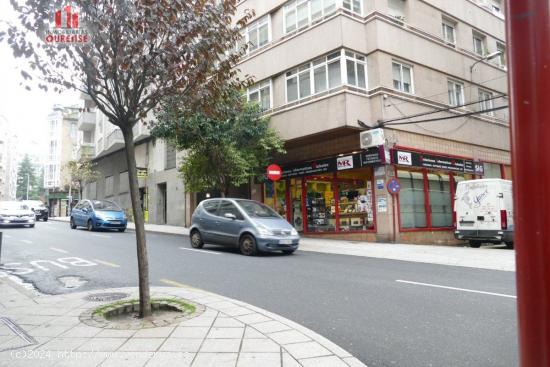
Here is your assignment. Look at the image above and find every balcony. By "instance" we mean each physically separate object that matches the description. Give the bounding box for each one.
[78,111,96,131]
[76,144,95,160]
[104,129,125,154]
[132,122,150,142]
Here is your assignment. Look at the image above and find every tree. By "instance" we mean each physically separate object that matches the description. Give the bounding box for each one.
[1,1,252,317]
[152,91,285,196]
[16,154,40,200]
[65,159,99,201]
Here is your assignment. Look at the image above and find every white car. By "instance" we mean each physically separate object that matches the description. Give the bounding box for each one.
[0,201,36,228]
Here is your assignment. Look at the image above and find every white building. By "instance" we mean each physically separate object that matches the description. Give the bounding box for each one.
[0,116,18,201]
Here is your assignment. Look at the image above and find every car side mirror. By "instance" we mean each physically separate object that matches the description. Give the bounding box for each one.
[224,213,237,220]
[82,208,88,213]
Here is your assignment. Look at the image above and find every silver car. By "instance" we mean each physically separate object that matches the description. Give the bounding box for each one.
[0,201,36,228]
[190,198,300,256]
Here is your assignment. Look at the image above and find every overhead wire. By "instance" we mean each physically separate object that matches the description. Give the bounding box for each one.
[382,105,508,126]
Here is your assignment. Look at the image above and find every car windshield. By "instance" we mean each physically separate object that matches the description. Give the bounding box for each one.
[236,200,279,218]
[0,202,29,210]
[92,200,121,211]
[24,201,45,208]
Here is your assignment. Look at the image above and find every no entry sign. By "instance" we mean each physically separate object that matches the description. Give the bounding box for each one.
[267,164,282,181]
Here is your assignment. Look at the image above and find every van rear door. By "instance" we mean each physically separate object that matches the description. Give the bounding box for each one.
[455,181,500,231]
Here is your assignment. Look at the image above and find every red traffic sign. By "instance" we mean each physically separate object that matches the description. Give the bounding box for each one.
[387,178,401,195]
[267,164,282,181]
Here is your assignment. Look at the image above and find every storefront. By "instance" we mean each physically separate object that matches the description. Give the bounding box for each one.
[263,147,384,235]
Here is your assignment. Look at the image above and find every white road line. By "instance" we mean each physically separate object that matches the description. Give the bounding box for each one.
[50,247,69,254]
[93,259,120,268]
[396,280,517,299]
[179,247,221,255]
[20,240,33,244]
[91,234,111,239]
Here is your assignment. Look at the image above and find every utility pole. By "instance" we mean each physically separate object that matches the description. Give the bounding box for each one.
[506,1,550,365]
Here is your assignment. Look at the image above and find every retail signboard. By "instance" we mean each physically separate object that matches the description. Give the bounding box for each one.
[391,149,484,174]
[280,147,383,179]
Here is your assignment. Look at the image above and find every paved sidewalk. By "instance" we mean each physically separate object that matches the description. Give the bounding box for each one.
[49,217,515,272]
[0,279,365,367]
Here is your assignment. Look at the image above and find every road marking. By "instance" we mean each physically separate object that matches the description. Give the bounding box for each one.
[20,240,33,244]
[50,247,68,254]
[179,247,221,255]
[91,234,111,239]
[93,259,120,268]
[396,280,517,299]
[160,279,187,288]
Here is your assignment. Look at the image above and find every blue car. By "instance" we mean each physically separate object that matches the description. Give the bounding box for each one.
[70,199,127,232]
[190,198,300,256]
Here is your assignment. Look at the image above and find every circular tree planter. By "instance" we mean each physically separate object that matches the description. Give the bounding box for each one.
[80,298,204,329]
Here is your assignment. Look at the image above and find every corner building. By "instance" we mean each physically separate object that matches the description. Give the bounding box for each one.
[237,0,510,244]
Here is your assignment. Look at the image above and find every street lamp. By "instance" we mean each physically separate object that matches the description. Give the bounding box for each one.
[469,50,503,74]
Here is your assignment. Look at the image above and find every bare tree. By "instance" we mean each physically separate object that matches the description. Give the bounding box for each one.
[1,0,252,317]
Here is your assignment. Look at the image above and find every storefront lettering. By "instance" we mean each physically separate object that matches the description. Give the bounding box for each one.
[392,149,481,174]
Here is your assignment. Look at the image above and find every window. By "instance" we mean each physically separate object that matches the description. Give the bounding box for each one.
[448,80,464,107]
[284,0,338,34]
[218,200,244,220]
[203,200,220,215]
[479,89,494,116]
[496,42,506,66]
[83,130,93,144]
[427,173,452,227]
[392,62,413,93]
[247,80,271,111]
[441,19,456,44]
[105,176,114,197]
[388,0,406,19]
[343,0,362,15]
[483,162,502,178]
[165,143,176,170]
[286,50,345,103]
[345,51,367,89]
[398,171,427,229]
[473,32,485,56]
[119,171,129,193]
[240,16,270,53]
[491,0,502,14]
[70,122,77,140]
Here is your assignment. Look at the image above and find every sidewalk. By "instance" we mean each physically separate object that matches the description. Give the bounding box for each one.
[0,278,365,367]
[49,217,515,272]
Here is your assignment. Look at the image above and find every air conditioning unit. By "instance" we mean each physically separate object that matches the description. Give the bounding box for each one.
[360,128,385,149]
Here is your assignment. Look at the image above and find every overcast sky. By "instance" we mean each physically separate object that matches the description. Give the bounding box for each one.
[0,2,80,162]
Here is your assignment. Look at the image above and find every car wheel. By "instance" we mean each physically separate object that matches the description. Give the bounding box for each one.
[505,241,514,249]
[70,218,77,229]
[282,249,295,255]
[239,234,257,256]
[469,240,482,248]
[43,217,48,222]
[190,230,204,249]
[118,228,126,233]
[29,224,35,228]
[87,220,94,231]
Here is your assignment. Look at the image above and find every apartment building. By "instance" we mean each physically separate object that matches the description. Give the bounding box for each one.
[0,116,18,201]
[44,105,79,216]
[79,93,191,226]
[237,0,509,244]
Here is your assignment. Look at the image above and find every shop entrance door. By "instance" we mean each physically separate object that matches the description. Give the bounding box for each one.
[305,179,336,233]
[289,178,303,232]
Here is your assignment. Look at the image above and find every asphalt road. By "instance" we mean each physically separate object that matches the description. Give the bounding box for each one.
[0,221,518,367]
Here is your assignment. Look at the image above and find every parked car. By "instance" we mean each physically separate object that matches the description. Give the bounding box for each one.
[190,198,300,256]
[70,199,127,232]
[22,200,49,221]
[0,201,35,228]
[454,179,514,248]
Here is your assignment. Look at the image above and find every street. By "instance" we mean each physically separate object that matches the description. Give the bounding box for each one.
[0,221,518,367]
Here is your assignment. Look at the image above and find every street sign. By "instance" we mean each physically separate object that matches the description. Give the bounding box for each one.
[266,164,282,181]
[387,178,401,195]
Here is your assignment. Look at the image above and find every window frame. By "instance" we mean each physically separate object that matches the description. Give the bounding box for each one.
[447,79,465,107]
[496,42,506,67]
[343,0,363,15]
[247,79,273,111]
[392,61,414,94]
[239,15,271,55]
[478,89,494,116]
[283,0,351,35]
[472,31,486,56]
[441,18,456,45]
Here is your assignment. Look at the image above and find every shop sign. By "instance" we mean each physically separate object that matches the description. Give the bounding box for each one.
[266,164,282,181]
[362,146,385,165]
[391,149,483,174]
[281,158,336,179]
[337,156,354,170]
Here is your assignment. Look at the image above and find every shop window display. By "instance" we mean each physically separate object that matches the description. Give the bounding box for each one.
[290,178,303,231]
[398,170,427,228]
[336,169,375,231]
[306,181,336,232]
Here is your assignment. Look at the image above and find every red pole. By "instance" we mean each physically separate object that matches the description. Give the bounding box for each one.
[506,1,550,366]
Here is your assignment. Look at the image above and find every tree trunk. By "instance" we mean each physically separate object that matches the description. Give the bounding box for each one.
[121,126,152,318]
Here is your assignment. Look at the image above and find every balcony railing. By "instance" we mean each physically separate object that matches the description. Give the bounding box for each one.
[76,144,95,160]
[132,122,150,141]
[105,129,124,151]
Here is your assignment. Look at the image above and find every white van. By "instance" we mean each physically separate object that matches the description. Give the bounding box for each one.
[454,179,514,248]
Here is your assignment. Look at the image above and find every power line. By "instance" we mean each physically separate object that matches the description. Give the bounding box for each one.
[379,93,506,125]
[382,105,508,126]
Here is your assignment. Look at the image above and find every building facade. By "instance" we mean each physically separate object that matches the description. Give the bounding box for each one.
[236,0,509,244]
[44,105,79,216]
[0,116,18,201]
[79,94,192,226]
